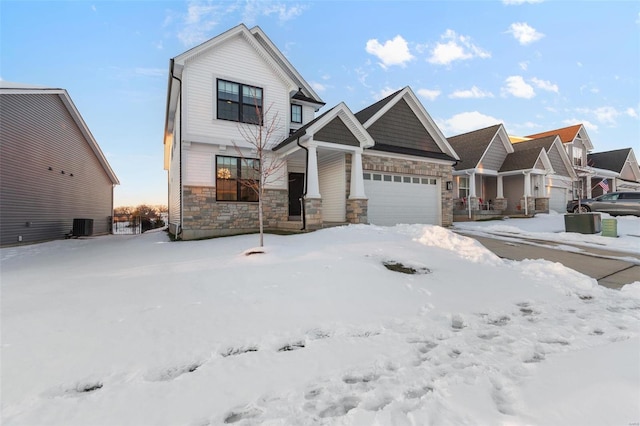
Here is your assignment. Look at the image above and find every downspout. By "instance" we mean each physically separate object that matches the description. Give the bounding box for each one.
[296,137,307,230]
[169,58,184,239]
[523,171,528,216]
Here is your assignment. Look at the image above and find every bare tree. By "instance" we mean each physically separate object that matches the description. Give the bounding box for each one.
[234,102,287,248]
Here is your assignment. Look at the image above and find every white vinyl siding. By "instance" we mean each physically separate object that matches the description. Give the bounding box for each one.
[182,34,290,146]
[364,173,440,226]
[318,152,346,222]
[184,149,214,186]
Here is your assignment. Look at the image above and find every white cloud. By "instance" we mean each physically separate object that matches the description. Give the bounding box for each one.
[177,2,221,46]
[507,22,544,45]
[355,67,370,88]
[417,88,441,101]
[564,118,598,132]
[626,107,638,118]
[531,77,558,93]
[365,35,414,68]
[373,86,401,101]
[310,81,327,93]
[502,75,535,99]
[449,86,494,99]
[242,1,307,24]
[519,61,529,71]
[592,106,620,125]
[438,111,502,136]
[427,29,490,66]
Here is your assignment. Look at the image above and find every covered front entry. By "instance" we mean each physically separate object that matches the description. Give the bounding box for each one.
[364,172,440,226]
[288,172,304,217]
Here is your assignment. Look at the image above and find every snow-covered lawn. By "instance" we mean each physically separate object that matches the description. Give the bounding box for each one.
[2,223,639,425]
[454,211,640,255]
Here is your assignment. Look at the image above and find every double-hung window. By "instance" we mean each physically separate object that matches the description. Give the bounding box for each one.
[217,79,263,124]
[291,104,302,124]
[216,156,260,202]
[458,176,469,199]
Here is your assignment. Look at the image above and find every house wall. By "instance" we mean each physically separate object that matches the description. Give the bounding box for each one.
[548,144,571,177]
[181,34,291,147]
[181,186,288,240]
[503,175,524,212]
[478,138,509,171]
[168,98,182,232]
[0,93,114,246]
[318,151,346,222]
[361,154,453,226]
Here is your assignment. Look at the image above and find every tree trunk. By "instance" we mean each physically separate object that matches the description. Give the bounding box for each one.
[258,190,264,247]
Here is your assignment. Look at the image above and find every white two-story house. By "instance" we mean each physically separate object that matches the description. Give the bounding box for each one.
[163,24,458,240]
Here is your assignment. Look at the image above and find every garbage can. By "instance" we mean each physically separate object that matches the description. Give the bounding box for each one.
[601,218,618,238]
[564,213,601,234]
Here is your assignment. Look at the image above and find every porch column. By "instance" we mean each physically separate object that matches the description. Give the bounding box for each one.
[523,172,531,196]
[497,175,504,198]
[349,149,366,198]
[305,142,321,198]
[585,175,592,198]
[469,173,476,197]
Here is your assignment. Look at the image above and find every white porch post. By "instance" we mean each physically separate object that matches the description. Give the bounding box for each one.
[306,142,321,198]
[497,175,504,198]
[586,175,592,198]
[469,173,476,197]
[523,172,531,196]
[349,149,366,198]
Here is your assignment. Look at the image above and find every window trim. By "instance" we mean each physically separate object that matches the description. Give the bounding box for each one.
[291,104,302,124]
[215,155,260,202]
[216,79,263,125]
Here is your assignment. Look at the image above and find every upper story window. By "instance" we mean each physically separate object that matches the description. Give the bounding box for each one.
[291,104,302,124]
[571,144,583,167]
[217,79,263,125]
[216,155,260,202]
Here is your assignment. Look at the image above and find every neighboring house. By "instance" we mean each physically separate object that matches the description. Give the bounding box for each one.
[447,124,514,219]
[163,24,459,240]
[526,124,594,198]
[448,125,577,219]
[509,135,577,213]
[0,81,119,246]
[587,148,640,196]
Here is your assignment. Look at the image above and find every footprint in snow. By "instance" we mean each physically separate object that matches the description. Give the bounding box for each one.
[223,406,262,424]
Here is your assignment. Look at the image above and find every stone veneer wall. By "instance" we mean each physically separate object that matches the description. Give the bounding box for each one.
[181,185,288,239]
[362,154,454,226]
[344,153,368,224]
[304,198,323,230]
[534,197,549,213]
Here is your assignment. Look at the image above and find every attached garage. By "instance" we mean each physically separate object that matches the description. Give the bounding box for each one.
[548,186,569,213]
[364,172,440,226]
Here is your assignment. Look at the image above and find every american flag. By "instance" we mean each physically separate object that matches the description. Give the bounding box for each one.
[598,178,609,192]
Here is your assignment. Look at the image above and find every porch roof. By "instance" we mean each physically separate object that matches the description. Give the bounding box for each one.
[500,146,547,172]
[588,148,632,173]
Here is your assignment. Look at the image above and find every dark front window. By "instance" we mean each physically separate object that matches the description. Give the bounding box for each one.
[217,79,263,124]
[291,104,302,123]
[216,156,260,202]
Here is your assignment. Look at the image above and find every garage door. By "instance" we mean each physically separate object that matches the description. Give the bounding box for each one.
[364,172,440,226]
[549,187,568,213]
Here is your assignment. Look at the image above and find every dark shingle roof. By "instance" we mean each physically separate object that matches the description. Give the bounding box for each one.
[272,107,335,151]
[354,88,404,124]
[587,148,631,173]
[447,124,502,170]
[500,147,544,172]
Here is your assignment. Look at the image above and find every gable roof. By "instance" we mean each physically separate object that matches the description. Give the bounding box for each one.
[273,103,374,153]
[500,146,551,173]
[355,87,459,162]
[587,148,631,173]
[526,124,593,150]
[0,82,119,185]
[511,134,576,178]
[447,124,511,171]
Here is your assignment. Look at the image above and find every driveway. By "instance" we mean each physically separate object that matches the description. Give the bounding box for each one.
[456,232,640,290]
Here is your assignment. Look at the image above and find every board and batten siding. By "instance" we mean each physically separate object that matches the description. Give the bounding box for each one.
[0,93,114,245]
[182,34,291,147]
[318,152,346,222]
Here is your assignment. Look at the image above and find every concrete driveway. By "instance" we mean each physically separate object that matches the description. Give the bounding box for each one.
[457,232,640,290]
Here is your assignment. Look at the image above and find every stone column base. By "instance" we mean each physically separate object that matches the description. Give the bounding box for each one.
[346,198,368,224]
[304,198,323,230]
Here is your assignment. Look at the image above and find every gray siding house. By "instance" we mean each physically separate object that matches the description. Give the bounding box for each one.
[0,82,119,246]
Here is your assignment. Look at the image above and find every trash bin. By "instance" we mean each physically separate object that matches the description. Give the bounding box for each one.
[564,213,601,234]
[601,218,618,238]
[73,218,94,236]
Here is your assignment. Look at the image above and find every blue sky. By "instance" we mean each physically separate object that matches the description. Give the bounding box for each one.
[2,1,638,207]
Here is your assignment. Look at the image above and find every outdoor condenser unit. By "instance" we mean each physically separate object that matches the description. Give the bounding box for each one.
[72,218,94,237]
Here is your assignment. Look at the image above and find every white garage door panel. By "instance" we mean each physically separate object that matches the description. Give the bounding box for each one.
[365,178,439,226]
[549,187,567,213]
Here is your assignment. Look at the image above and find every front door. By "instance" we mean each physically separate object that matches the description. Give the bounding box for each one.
[288,173,305,217]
